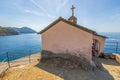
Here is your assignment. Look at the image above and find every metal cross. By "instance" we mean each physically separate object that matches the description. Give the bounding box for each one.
[71,5,75,16]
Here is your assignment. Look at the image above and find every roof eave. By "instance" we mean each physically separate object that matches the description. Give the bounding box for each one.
[94,34,107,38]
[38,17,62,34]
[39,17,96,34]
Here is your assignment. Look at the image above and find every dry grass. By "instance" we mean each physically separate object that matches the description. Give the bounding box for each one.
[1,61,63,80]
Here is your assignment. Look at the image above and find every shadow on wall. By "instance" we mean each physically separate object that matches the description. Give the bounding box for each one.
[35,54,114,80]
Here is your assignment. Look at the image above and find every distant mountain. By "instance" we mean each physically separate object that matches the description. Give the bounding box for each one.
[8,27,36,34]
[0,26,19,36]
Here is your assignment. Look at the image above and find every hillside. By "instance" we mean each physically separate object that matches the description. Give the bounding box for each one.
[8,27,36,33]
[1,56,120,80]
[0,26,19,36]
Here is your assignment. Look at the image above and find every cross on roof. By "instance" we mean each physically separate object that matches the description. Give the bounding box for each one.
[71,5,75,16]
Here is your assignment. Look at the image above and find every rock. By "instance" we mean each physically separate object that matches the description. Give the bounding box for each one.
[41,50,94,70]
[104,54,115,59]
[113,54,120,64]
[104,54,110,59]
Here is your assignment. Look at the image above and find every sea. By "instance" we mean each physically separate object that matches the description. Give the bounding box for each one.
[0,33,41,61]
[0,33,120,62]
[99,32,120,54]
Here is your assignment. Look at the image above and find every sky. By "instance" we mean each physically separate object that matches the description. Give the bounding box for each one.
[0,0,120,32]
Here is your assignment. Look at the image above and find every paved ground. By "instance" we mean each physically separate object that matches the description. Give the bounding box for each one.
[0,52,40,75]
[0,64,8,75]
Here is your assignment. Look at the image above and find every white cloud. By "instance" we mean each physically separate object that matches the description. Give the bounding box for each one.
[30,0,69,18]
[30,0,55,18]
[30,0,46,12]
[13,2,44,16]
[24,9,44,16]
[12,0,49,17]
[56,0,69,13]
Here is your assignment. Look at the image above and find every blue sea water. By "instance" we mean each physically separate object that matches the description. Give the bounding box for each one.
[99,32,120,54]
[0,33,120,62]
[0,33,41,61]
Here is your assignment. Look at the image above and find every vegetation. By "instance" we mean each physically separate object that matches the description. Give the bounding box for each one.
[0,26,19,36]
[8,27,36,33]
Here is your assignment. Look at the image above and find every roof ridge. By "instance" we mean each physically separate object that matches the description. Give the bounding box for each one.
[38,17,106,38]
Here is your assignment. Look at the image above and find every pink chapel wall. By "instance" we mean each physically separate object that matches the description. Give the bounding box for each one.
[41,21,94,62]
[93,35,106,55]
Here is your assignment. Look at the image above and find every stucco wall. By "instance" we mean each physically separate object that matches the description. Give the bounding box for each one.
[41,21,93,62]
[93,35,106,55]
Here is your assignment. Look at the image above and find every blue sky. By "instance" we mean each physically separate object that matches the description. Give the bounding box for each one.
[0,0,120,32]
